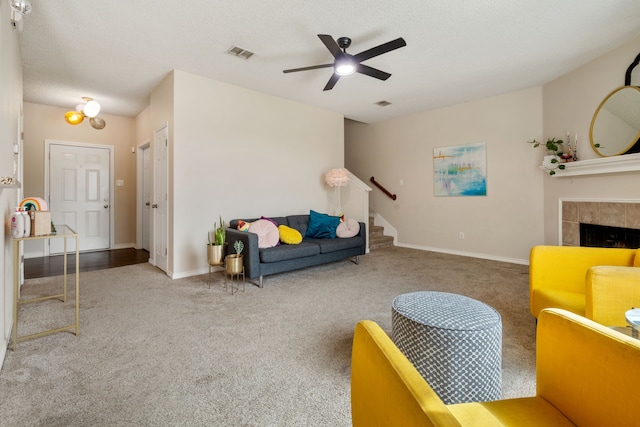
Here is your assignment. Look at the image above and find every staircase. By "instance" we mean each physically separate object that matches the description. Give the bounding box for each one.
[369,216,394,250]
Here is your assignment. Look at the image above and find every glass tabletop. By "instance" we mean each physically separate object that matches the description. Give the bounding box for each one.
[13,224,78,240]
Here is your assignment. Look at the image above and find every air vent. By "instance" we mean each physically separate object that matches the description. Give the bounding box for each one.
[226,46,254,60]
[375,100,392,107]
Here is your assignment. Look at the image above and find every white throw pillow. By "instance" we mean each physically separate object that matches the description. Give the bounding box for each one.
[336,218,360,238]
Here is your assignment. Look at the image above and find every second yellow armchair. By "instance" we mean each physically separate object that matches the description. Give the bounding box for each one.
[529,245,640,326]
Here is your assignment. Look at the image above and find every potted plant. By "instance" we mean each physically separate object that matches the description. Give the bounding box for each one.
[207,215,226,265]
[225,240,244,275]
[527,137,567,175]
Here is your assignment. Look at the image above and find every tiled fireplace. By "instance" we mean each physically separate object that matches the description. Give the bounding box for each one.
[561,200,640,247]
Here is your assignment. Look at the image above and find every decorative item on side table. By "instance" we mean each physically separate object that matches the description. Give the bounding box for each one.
[225,240,245,294]
[207,216,226,288]
[527,137,567,175]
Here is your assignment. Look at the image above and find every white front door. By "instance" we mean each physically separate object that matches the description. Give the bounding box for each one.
[153,125,168,272]
[48,143,111,253]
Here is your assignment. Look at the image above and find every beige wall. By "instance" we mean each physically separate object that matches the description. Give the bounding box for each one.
[542,35,640,244]
[22,103,137,254]
[163,70,344,277]
[0,0,25,364]
[346,87,544,263]
[346,35,640,262]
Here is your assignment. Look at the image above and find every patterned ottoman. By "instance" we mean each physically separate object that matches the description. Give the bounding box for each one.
[391,291,502,404]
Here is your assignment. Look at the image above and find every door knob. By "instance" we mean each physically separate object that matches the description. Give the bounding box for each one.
[152,204,158,208]
[104,204,109,208]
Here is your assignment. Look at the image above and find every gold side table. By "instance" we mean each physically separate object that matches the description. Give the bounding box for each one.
[12,225,80,350]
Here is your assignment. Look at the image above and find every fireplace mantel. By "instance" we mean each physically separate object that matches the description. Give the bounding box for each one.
[544,152,640,177]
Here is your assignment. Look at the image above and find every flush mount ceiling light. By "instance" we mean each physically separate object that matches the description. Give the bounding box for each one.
[10,0,32,30]
[64,97,107,130]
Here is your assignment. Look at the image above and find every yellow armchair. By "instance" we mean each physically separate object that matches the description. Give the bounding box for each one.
[529,245,638,320]
[351,309,640,427]
[586,265,640,326]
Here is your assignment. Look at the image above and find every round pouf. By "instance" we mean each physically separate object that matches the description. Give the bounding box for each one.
[391,291,502,404]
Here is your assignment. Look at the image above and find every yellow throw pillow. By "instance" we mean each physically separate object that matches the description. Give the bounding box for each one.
[278,225,303,245]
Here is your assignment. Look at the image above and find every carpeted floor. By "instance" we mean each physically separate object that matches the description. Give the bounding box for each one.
[0,246,536,426]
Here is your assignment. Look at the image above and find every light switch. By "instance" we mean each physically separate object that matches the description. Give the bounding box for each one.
[116,179,124,187]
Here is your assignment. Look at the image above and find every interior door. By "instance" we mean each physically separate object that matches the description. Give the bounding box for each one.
[49,143,110,253]
[153,125,168,272]
[142,145,152,252]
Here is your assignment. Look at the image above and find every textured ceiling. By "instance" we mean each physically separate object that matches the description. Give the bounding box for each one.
[16,0,640,123]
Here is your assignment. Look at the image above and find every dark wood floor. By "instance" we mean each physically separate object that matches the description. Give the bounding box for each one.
[24,248,150,279]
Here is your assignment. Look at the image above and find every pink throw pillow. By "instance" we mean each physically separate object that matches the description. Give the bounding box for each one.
[249,219,280,248]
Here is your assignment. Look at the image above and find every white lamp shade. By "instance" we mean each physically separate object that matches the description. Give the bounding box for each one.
[83,100,101,118]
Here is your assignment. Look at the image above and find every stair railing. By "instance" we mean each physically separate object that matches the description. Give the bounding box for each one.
[370,177,397,200]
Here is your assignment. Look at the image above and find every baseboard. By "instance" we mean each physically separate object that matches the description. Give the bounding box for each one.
[171,265,224,280]
[396,243,529,266]
[0,335,7,371]
[111,243,135,250]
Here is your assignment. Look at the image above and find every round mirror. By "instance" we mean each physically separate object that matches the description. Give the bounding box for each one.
[590,86,640,156]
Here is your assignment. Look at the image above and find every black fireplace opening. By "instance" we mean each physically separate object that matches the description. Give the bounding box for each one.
[580,223,640,249]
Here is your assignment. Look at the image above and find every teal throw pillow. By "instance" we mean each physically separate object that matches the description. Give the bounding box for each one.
[305,210,341,239]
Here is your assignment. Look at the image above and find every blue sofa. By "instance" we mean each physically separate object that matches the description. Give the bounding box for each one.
[226,214,366,287]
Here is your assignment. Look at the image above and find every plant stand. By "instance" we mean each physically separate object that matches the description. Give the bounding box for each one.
[224,254,245,294]
[224,266,245,294]
[207,244,226,288]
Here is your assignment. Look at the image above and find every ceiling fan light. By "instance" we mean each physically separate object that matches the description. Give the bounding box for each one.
[83,100,101,118]
[335,58,356,76]
[89,117,106,130]
[65,110,85,125]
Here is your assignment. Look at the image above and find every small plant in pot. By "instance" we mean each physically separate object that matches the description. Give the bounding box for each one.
[225,240,244,275]
[207,216,226,265]
[527,137,567,176]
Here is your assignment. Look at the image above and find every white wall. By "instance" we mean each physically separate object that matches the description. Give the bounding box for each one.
[0,0,24,365]
[154,70,345,278]
[346,87,544,264]
[542,35,640,244]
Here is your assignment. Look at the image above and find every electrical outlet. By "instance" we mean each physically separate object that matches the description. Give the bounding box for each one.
[459,232,464,240]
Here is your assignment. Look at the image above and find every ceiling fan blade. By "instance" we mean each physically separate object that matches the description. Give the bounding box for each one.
[318,34,342,58]
[323,73,340,91]
[283,63,333,73]
[352,37,406,63]
[356,64,391,81]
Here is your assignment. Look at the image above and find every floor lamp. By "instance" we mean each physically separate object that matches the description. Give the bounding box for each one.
[325,168,350,216]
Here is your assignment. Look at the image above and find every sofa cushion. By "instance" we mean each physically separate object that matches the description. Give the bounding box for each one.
[287,215,310,235]
[249,219,280,248]
[305,210,341,239]
[305,236,364,254]
[260,242,321,263]
[336,218,360,238]
[278,225,303,244]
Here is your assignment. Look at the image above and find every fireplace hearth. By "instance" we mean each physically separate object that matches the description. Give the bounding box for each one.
[580,223,640,249]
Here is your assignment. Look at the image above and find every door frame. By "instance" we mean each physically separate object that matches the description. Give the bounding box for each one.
[44,139,114,256]
[135,139,151,251]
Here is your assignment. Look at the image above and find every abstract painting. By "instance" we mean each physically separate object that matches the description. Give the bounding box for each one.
[433,142,487,196]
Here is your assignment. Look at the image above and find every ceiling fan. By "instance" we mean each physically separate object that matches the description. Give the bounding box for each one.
[283,34,407,91]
